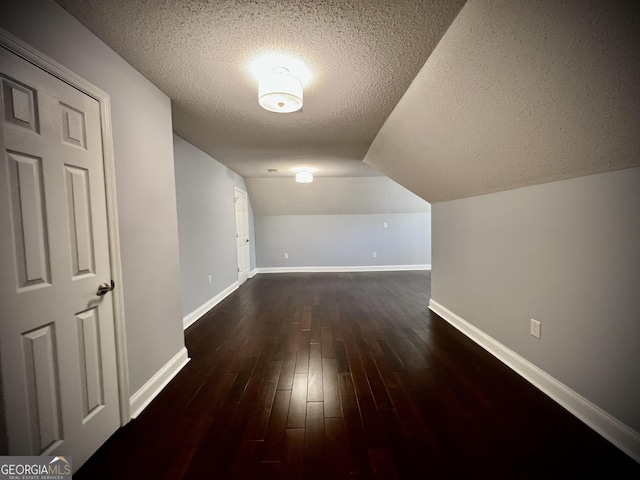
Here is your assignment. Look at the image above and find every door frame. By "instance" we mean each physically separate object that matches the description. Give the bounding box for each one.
[0,29,131,425]
[234,187,250,284]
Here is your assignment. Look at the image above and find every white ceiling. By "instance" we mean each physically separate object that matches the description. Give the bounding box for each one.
[56,0,466,179]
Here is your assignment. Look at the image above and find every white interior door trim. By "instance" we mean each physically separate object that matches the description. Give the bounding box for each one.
[0,28,131,425]
[234,187,250,285]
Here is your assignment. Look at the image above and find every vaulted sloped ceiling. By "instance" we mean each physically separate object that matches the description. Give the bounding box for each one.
[55,0,465,180]
[365,0,640,203]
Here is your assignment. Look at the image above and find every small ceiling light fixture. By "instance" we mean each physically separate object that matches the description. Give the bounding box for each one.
[258,67,303,113]
[296,171,313,183]
[292,167,316,183]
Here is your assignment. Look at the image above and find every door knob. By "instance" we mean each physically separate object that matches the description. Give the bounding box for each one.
[97,280,115,296]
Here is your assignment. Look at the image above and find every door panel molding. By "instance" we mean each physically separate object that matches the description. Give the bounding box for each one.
[22,323,62,455]
[0,28,130,425]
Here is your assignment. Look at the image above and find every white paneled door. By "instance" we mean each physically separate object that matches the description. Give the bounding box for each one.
[235,187,250,285]
[0,47,120,468]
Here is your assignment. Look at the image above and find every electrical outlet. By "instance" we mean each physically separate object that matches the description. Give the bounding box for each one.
[383,222,388,228]
[372,252,377,258]
[284,253,289,259]
[208,275,212,285]
[530,319,541,339]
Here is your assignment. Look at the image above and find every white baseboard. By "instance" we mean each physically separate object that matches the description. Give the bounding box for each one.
[428,299,640,463]
[256,264,431,274]
[129,347,190,419]
[249,268,258,278]
[183,282,239,330]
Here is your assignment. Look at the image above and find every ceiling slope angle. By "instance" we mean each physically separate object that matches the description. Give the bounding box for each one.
[55,0,467,178]
[365,0,640,203]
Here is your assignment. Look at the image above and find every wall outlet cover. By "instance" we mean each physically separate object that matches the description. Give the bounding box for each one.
[530,319,541,339]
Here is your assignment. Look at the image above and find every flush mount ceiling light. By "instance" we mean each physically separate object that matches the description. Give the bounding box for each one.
[292,167,317,183]
[258,67,303,113]
[296,171,313,183]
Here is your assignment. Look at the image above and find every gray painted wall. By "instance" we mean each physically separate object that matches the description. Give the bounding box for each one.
[431,167,640,432]
[174,135,255,317]
[247,176,431,216]
[256,213,430,268]
[0,0,185,394]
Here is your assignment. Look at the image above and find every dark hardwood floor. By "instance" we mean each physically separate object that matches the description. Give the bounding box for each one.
[76,271,639,479]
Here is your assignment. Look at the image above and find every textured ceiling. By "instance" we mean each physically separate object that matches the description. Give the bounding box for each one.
[55,0,466,178]
[365,0,640,202]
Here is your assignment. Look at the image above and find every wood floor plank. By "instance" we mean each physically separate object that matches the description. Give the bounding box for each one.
[287,373,308,428]
[347,353,370,398]
[229,440,263,479]
[226,356,257,401]
[158,448,196,480]
[368,448,397,480]
[281,428,305,478]
[160,412,215,449]
[262,389,292,461]
[372,355,401,390]
[334,339,350,373]
[322,358,341,418]
[310,305,323,344]
[301,305,312,331]
[303,401,325,479]
[357,393,387,449]
[244,360,282,440]
[277,350,296,390]
[307,343,323,402]
[321,325,335,359]
[359,348,392,410]
[183,400,239,478]
[338,372,372,477]
[295,331,311,374]
[181,370,236,418]
[324,417,349,479]
[74,272,640,480]
[376,339,406,372]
